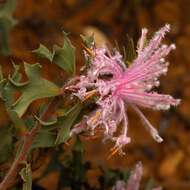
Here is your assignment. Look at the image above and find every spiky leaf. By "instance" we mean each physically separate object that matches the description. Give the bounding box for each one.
[53,32,75,75]
[7,110,28,133]
[33,32,76,75]
[0,0,18,55]
[55,102,82,144]
[34,115,57,126]
[3,63,23,109]
[32,132,57,149]
[32,44,54,62]
[9,63,59,117]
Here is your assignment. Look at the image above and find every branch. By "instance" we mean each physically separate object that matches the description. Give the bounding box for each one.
[0,96,61,190]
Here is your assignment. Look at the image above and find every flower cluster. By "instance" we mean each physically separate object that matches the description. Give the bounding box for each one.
[112,162,161,190]
[70,24,180,155]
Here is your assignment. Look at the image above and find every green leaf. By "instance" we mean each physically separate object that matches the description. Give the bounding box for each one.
[33,32,76,75]
[43,138,90,190]
[0,0,18,55]
[53,32,75,75]
[0,0,18,25]
[145,178,154,190]
[0,126,13,162]
[43,149,62,176]
[0,79,6,101]
[32,44,54,62]
[125,34,137,64]
[80,34,94,49]
[9,63,60,117]
[34,103,57,127]
[3,63,22,108]
[99,167,131,189]
[72,136,84,153]
[38,102,47,117]
[120,168,131,182]
[0,65,3,80]
[32,131,57,149]
[25,115,35,131]
[7,110,28,133]
[104,169,121,187]
[19,163,32,190]
[38,123,58,132]
[56,106,77,117]
[8,76,29,87]
[11,62,22,82]
[60,137,90,189]
[34,115,57,126]
[0,63,30,135]
[55,102,82,145]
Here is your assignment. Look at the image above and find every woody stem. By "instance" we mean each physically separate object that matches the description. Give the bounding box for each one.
[0,96,61,190]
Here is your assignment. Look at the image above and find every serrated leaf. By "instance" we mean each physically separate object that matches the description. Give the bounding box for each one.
[8,76,29,87]
[80,34,94,49]
[9,63,59,117]
[34,32,76,75]
[0,63,30,135]
[38,123,58,132]
[11,62,22,82]
[0,0,18,55]
[32,44,54,62]
[32,131,57,149]
[19,163,32,190]
[3,63,22,108]
[55,102,82,144]
[7,110,28,133]
[53,32,75,75]
[34,115,57,126]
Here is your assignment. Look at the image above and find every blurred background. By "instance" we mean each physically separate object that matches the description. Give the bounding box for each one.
[0,0,190,190]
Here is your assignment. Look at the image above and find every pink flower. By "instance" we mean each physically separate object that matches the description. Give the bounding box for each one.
[71,24,180,155]
[112,162,162,190]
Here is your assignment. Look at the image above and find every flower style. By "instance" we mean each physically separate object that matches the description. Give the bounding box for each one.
[112,162,162,190]
[70,24,180,155]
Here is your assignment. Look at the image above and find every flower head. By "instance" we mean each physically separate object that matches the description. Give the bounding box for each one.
[112,162,162,190]
[71,24,180,155]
